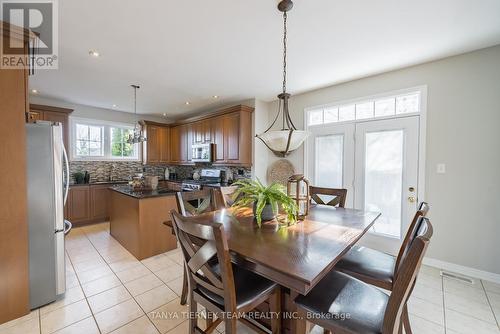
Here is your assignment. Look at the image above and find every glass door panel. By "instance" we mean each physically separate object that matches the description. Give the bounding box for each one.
[315,135,343,188]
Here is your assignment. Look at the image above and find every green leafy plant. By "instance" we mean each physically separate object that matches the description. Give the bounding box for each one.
[73,172,85,184]
[232,179,298,227]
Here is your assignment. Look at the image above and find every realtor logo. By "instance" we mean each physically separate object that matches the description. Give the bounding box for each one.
[1,0,58,69]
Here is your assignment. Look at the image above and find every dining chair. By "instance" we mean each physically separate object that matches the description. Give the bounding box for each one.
[309,186,347,208]
[176,188,218,216]
[334,201,430,334]
[170,211,282,334]
[214,185,239,208]
[294,217,433,334]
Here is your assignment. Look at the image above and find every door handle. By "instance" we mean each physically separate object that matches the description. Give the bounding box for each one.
[408,196,416,203]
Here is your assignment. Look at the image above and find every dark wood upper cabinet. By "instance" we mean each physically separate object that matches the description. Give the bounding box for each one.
[28,104,73,148]
[223,112,240,162]
[143,121,170,165]
[159,126,170,163]
[169,125,181,163]
[212,116,225,163]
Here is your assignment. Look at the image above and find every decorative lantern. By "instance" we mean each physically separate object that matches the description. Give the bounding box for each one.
[287,174,310,220]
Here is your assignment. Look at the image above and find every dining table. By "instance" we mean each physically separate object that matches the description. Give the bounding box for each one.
[210,204,381,333]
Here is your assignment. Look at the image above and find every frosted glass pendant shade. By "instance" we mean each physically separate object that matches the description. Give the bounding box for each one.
[257,129,309,157]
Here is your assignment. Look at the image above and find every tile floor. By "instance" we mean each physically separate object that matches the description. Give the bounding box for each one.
[1,222,499,334]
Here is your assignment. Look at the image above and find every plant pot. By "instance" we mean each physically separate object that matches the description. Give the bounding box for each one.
[253,202,277,222]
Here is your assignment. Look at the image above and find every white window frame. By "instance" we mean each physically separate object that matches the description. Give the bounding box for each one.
[69,117,141,161]
[303,85,428,209]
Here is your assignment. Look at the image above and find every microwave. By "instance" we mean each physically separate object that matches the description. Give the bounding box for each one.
[191,143,213,162]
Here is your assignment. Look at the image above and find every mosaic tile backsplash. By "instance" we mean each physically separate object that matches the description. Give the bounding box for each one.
[69,161,251,184]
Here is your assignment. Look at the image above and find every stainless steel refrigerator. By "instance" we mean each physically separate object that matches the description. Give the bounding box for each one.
[26,121,72,309]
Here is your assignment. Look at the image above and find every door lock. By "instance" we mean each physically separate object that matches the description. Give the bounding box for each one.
[409,187,415,192]
[408,196,416,203]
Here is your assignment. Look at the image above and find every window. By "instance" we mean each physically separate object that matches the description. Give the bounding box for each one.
[71,118,139,161]
[307,90,421,126]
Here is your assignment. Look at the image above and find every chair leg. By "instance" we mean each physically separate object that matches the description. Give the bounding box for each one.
[269,288,281,334]
[188,293,197,334]
[403,304,413,334]
[180,266,188,305]
[323,330,331,334]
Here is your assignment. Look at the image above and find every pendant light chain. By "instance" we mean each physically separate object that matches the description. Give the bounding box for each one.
[282,11,287,95]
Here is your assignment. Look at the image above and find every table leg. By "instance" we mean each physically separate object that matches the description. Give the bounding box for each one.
[289,291,307,334]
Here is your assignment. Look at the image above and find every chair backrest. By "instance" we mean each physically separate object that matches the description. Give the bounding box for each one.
[215,186,239,208]
[383,217,433,334]
[309,186,347,208]
[176,189,217,217]
[170,211,237,312]
[394,202,430,274]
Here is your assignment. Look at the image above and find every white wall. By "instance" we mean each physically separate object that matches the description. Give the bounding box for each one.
[252,99,272,182]
[261,45,500,275]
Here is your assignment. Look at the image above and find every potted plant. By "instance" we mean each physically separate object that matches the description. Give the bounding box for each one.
[232,179,298,227]
[73,171,85,184]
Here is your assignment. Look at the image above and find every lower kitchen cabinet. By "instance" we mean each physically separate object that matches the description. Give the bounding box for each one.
[66,184,118,225]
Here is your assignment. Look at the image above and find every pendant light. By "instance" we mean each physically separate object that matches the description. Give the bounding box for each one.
[256,0,308,157]
[127,84,147,144]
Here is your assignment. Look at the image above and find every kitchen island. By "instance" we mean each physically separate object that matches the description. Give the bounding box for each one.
[109,185,179,260]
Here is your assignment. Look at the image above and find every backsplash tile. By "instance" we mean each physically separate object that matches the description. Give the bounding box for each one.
[69,161,251,184]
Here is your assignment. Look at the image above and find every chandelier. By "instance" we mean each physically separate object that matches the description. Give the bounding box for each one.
[256,0,308,157]
[127,84,147,144]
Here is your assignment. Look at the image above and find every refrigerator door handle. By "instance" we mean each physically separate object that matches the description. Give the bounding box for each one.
[62,143,70,205]
[63,220,72,235]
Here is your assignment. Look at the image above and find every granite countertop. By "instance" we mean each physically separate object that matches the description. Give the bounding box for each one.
[69,180,130,187]
[109,185,178,199]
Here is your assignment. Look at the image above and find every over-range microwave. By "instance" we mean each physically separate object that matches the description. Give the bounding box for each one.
[192,143,213,162]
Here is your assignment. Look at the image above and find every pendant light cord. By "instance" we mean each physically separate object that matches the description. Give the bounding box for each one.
[282,11,287,95]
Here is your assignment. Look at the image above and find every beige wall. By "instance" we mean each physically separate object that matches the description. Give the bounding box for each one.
[260,45,500,275]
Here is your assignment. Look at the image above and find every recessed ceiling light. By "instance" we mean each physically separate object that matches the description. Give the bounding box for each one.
[89,50,100,57]
[163,113,167,117]
[31,89,38,94]
[212,95,219,99]
[112,104,117,108]
[185,101,190,105]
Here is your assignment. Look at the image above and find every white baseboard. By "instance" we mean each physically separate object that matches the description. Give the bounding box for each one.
[423,257,500,284]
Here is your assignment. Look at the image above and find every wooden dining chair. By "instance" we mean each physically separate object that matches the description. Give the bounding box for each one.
[170,211,282,334]
[334,201,430,334]
[309,186,347,208]
[214,186,239,208]
[294,217,433,334]
[176,189,218,216]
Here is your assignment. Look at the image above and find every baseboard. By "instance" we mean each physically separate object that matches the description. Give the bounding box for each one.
[423,257,500,284]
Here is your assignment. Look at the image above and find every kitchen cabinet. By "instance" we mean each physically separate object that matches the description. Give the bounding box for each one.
[170,124,190,164]
[66,183,123,225]
[28,104,73,148]
[142,121,170,164]
[0,23,33,323]
[66,186,90,224]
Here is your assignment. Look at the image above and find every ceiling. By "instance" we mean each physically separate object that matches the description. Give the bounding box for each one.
[29,0,500,119]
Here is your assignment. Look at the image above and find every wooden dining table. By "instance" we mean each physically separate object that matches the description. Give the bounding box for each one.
[211,204,381,333]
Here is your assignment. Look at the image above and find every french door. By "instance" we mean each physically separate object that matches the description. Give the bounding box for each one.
[307,116,420,254]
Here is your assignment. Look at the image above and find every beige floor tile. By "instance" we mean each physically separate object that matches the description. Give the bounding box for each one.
[165,321,188,334]
[77,265,114,284]
[412,283,444,307]
[444,278,489,304]
[41,299,92,334]
[101,250,135,264]
[69,251,102,265]
[408,296,444,326]
[483,280,500,294]
[445,290,497,324]
[444,276,483,291]
[165,277,184,297]
[110,316,159,334]
[124,274,163,296]
[72,257,107,274]
[142,255,176,272]
[115,264,151,284]
[40,285,85,315]
[0,309,39,331]
[445,308,500,334]
[415,272,443,291]
[0,316,40,334]
[94,299,144,334]
[66,272,80,289]
[164,250,183,266]
[53,317,99,334]
[419,265,443,278]
[87,285,132,314]
[408,314,445,334]
[216,321,257,334]
[135,285,178,313]
[109,258,142,273]
[155,263,183,283]
[148,298,187,334]
[81,274,121,297]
